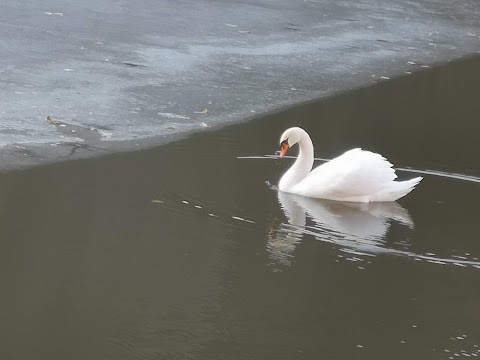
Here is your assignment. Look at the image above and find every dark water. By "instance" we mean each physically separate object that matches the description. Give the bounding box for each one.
[1,56,479,360]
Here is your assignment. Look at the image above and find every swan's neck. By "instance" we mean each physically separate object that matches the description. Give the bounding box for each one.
[279,133,314,191]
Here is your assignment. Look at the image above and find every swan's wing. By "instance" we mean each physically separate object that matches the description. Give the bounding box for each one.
[296,148,397,200]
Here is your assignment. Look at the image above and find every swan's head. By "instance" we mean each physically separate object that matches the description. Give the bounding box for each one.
[279,127,305,157]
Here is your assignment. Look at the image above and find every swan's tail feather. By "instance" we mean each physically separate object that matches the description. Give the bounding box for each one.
[369,177,423,202]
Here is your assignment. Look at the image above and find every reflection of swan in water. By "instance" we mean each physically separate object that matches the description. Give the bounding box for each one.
[268,191,414,266]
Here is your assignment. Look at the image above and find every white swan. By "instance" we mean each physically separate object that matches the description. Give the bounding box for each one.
[278,127,422,202]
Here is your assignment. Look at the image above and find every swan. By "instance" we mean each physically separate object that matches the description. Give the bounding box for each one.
[278,127,422,202]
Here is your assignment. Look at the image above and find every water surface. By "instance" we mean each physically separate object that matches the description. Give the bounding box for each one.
[0,56,479,360]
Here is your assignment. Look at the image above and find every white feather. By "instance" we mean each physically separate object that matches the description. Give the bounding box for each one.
[278,128,422,202]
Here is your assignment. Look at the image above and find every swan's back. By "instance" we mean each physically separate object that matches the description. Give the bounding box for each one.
[292,148,422,202]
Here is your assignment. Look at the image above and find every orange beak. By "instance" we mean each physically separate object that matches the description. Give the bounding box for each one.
[280,143,289,158]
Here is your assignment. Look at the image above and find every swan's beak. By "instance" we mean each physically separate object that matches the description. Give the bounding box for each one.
[280,143,289,158]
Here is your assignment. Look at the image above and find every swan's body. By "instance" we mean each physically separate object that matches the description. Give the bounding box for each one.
[278,127,422,202]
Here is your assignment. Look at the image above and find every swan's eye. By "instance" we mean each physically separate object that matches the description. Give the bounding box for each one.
[280,139,289,146]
